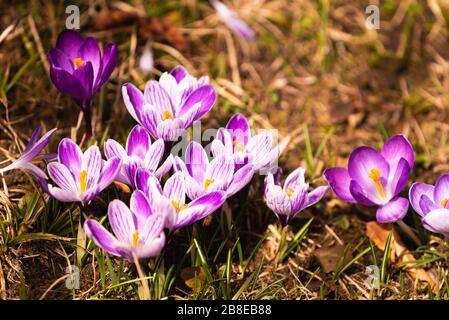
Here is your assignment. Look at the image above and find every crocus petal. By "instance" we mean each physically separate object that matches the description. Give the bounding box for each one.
[211,0,255,40]
[144,80,173,113]
[97,157,121,191]
[47,162,77,190]
[433,174,449,207]
[283,167,306,192]
[56,29,84,57]
[48,48,74,73]
[154,154,174,179]
[170,66,188,82]
[380,135,414,172]
[376,196,409,223]
[185,141,208,184]
[246,131,274,169]
[108,199,136,244]
[289,185,309,214]
[22,128,57,163]
[137,232,165,259]
[82,146,102,189]
[84,219,123,257]
[409,182,434,217]
[179,85,216,121]
[144,139,164,172]
[226,113,250,149]
[138,104,159,139]
[48,185,80,202]
[421,209,449,236]
[134,168,162,197]
[20,163,48,180]
[97,43,118,88]
[156,119,184,141]
[303,186,329,209]
[205,155,235,188]
[104,139,128,160]
[265,183,292,216]
[58,138,83,179]
[323,167,356,203]
[50,67,85,101]
[213,128,233,156]
[348,146,390,204]
[225,164,254,197]
[79,37,101,82]
[349,180,377,206]
[122,83,144,121]
[73,61,94,100]
[419,194,439,215]
[126,125,151,160]
[164,171,186,206]
[159,73,181,108]
[130,190,153,229]
[387,157,411,197]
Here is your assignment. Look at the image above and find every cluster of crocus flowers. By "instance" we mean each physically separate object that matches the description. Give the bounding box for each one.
[48,30,118,139]
[122,66,216,141]
[410,175,449,237]
[0,126,57,179]
[264,168,328,225]
[324,135,414,223]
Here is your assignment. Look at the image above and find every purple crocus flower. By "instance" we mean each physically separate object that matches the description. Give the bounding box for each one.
[174,141,254,200]
[0,126,57,179]
[409,174,449,237]
[210,0,255,40]
[48,29,118,138]
[135,169,225,231]
[324,135,414,223]
[265,167,328,225]
[45,138,121,206]
[104,125,173,187]
[211,113,279,171]
[122,66,216,141]
[84,192,166,260]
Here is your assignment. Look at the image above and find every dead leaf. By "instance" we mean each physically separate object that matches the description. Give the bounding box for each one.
[366,221,435,286]
[314,243,351,273]
[180,266,206,290]
[114,181,131,193]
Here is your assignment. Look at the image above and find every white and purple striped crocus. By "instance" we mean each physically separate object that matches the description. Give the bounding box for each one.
[48,29,118,138]
[135,169,225,231]
[210,0,255,40]
[46,138,121,206]
[84,192,166,260]
[122,66,216,141]
[174,141,254,200]
[265,167,328,225]
[409,174,449,237]
[324,135,414,223]
[211,113,278,171]
[104,125,172,188]
[0,126,57,179]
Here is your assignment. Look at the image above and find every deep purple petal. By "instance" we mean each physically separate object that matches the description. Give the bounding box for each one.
[179,85,216,121]
[97,43,118,88]
[409,182,434,217]
[73,61,94,98]
[226,113,250,149]
[50,66,85,101]
[56,29,84,57]
[376,196,409,223]
[323,167,356,203]
[388,157,411,197]
[126,125,151,160]
[303,186,329,209]
[48,48,74,72]
[79,37,101,82]
[349,180,377,206]
[170,66,188,82]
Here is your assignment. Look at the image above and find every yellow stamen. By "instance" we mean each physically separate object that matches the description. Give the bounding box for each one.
[368,168,385,198]
[132,230,139,248]
[232,140,244,152]
[204,178,215,191]
[72,57,85,68]
[162,110,173,120]
[441,198,448,208]
[80,170,88,194]
[171,200,189,211]
[286,187,295,198]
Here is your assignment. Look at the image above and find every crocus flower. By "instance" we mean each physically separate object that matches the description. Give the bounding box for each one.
[0,126,57,179]
[84,192,166,260]
[139,42,154,75]
[104,125,173,187]
[46,138,121,205]
[135,169,225,231]
[48,29,118,138]
[174,141,254,200]
[324,135,414,223]
[122,66,216,141]
[265,167,328,225]
[211,113,279,171]
[210,0,255,40]
[410,174,449,237]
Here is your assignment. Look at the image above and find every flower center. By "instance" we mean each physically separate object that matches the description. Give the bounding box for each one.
[80,170,88,193]
[232,140,244,152]
[132,230,139,248]
[368,168,385,198]
[171,200,188,211]
[441,198,448,208]
[72,57,85,68]
[162,110,173,120]
[204,178,215,191]
[286,187,295,197]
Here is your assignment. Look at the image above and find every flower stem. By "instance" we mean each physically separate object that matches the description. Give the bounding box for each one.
[83,108,93,143]
[396,220,421,246]
[133,253,151,300]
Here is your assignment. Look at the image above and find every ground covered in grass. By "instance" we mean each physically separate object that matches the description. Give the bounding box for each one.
[0,0,449,300]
